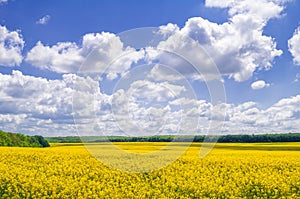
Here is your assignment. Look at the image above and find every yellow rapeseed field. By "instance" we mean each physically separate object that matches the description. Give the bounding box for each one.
[0,142,300,198]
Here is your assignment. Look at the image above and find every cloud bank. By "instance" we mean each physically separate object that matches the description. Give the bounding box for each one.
[0,71,299,136]
[1,0,299,137]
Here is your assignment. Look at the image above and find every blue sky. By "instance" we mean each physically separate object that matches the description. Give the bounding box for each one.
[0,0,300,136]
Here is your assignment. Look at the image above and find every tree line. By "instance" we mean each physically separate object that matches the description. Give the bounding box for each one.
[45,133,300,143]
[0,130,50,147]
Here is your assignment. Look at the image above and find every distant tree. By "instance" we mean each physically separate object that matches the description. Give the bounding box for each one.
[33,135,50,147]
[43,133,300,143]
[0,130,50,147]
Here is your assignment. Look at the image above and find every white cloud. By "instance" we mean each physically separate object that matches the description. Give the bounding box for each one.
[156,29,221,81]
[111,91,179,136]
[288,27,300,65]
[25,41,82,73]
[108,88,300,136]
[0,25,24,66]
[156,23,180,38]
[155,0,286,82]
[225,95,300,133]
[0,71,192,136]
[0,70,108,136]
[127,80,186,102]
[0,114,26,125]
[0,71,300,136]
[206,0,286,21]
[0,0,8,4]
[251,80,270,90]
[106,72,118,80]
[36,15,51,25]
[148,64,184,82]
[25,0,287,82]
[264,95,300,127]
[1,0,299,137]
[25,32,143,75]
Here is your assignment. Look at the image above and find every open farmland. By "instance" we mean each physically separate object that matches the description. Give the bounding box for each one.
[0,142,300,198]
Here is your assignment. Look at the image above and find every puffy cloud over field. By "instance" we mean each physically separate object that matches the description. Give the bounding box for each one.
[1,0,299,137]
[0,71,299,136]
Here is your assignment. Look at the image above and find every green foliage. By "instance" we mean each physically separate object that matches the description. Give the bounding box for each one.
[45,133,300,143]
[46,136,82,143]
[0,130,49,147]
[216,133,300,143]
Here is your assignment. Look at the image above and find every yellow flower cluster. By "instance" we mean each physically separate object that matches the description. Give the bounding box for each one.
[0,142,300,198]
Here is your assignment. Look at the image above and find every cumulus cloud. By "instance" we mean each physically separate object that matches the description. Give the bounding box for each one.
[205,0,286,21]
[0,70,72,117]
[288,27,300,65]
[1,0,298,136]
[261,95,300,128]
[109,80,190,136]
[0,70,108,136]
[251,80,270,90]
[127,80,186,102]
[156,23,180,38]
[0,71,300,136]
[0,25,24,66]
[222,95,300,134]
[156,31,221,81]
[26,32,143,76]
[155,0,286,82]
[25,0,287,82]
[25,41,82,73]
[36,15,51,25]
[148,64,185,82]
